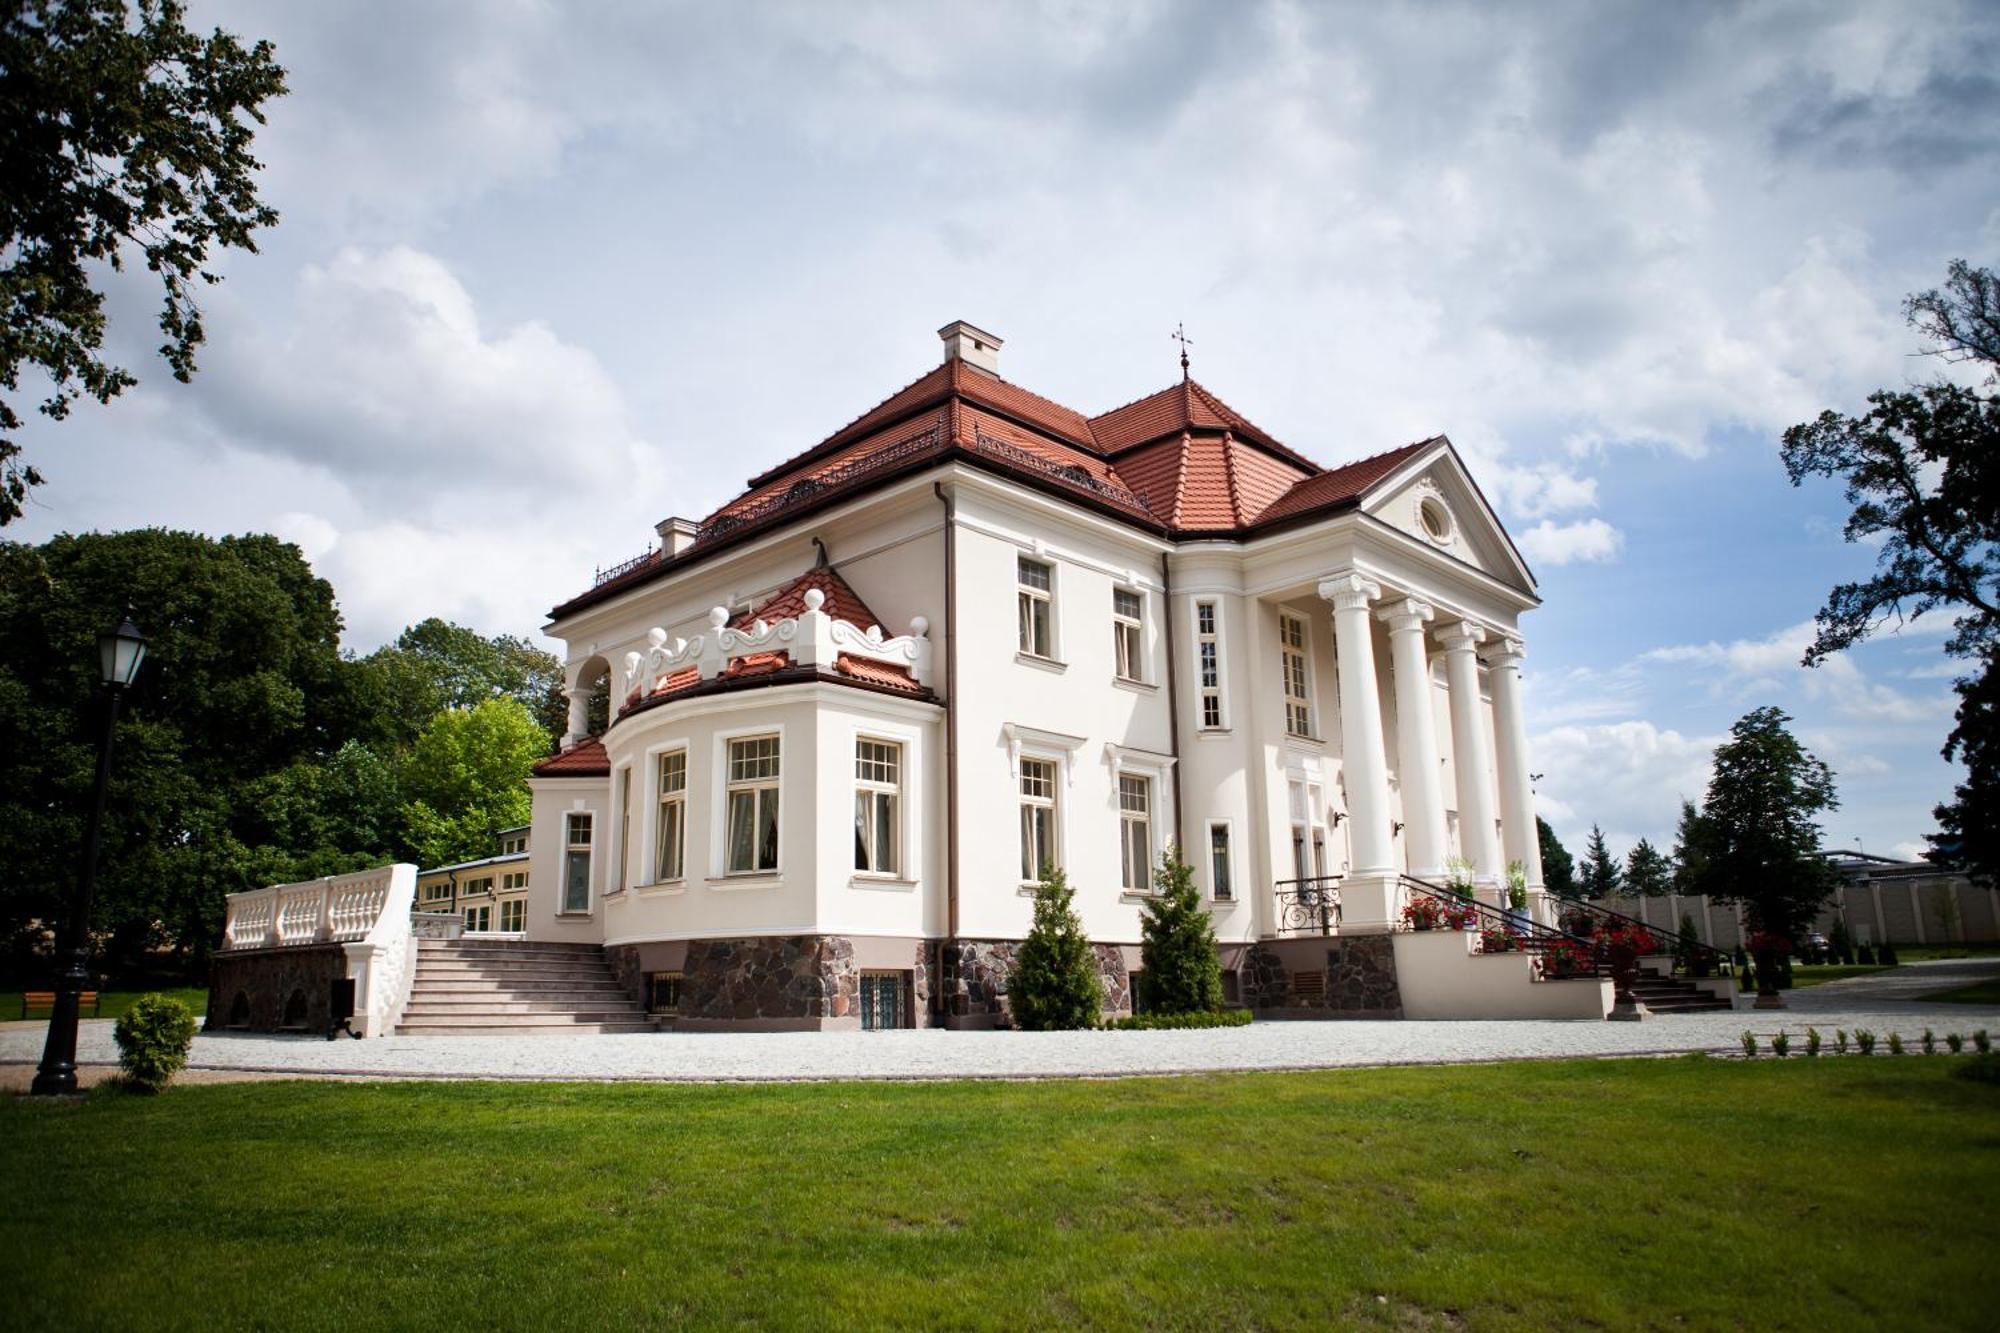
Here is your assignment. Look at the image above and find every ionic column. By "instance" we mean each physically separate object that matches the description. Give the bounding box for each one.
[1436,620,1502,901]
[1486,637,1544,916]
[1318,574,1398,930]
[1377,597,1448,879]
[563,685,590,747]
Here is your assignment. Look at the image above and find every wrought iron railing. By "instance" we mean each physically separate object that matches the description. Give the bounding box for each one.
[969,430,1153,513]
[593,548,659,587]
[696,428,946,547]
[1399,875,1605,979]
[1273,876,1343,936]
[1547,894,1735,977]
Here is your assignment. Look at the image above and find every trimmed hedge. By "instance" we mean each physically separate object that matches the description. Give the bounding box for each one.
[1104,1009,1252,1031]
[113,994,197,1092]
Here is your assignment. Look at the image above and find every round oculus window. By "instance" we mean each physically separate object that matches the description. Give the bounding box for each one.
[1418,496,1453,543]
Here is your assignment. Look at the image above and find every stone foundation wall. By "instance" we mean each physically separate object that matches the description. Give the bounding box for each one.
[207,945,349,1032]
[1238,935,1401,1017]
[605,943,645,1009]
[937,938,1131,1027]
[681,935,859,1023]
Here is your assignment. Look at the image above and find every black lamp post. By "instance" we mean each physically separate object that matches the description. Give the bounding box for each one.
[33,611,147,1096]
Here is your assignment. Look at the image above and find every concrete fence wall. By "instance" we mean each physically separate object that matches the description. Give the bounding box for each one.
[1597,872,1999,949]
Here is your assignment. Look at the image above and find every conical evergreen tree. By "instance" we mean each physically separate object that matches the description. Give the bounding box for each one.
[1138,845,1224,1015]
[1538,817,1578,898]
[1010,867,1102,1030]
[1579,824,1623,900]
[1670,799,1707,894]
[1624,838,1673,897]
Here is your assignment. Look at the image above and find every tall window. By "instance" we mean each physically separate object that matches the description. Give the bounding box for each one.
[1119,774,1152,892]
[562,813,592,913]
[1112,588,1143,681]
[1209,822,1233,900]
[854,738,901,875]
[1017,556,1053,658]
[1019,758,1059,881]
[465,904,491,932]
[726,736,781,874]
[656,750,687,881]
[1196,600,1224,728]
[615,768,632,892]
[1279,612,1313,736]
[498,900,525,932]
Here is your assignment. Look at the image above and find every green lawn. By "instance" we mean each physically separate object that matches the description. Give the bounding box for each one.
[5,987,205,1023]
[1926,979,2000,1004]
[1901,942,2000,962]
[1789,964,1895,989]
[5,1059,1998,1329]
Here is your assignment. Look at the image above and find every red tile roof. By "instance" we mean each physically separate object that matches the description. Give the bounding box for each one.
[833,653,922,692]
[731,566,884,633]
[1253,437,1440,526]
[532,736,608,777]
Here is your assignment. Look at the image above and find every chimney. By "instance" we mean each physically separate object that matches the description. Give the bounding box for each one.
[938,320,1003,375]
[656,516,700,558]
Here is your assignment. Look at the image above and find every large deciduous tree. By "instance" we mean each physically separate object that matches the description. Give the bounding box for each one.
[1682,707,1839,938]
[1782,259,1999,882]
[353,617,566,748]
[397,698,549,868]
[0,1,286,522]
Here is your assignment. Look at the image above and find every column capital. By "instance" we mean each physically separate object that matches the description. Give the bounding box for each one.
[1316,573,1382,613]
[1374,596,1435,632]
[1433,619,1488,653]
[1486,636,1526,665]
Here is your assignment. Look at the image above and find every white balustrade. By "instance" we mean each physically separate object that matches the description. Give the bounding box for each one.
[621,588,934,703]
[218,864,419,1037]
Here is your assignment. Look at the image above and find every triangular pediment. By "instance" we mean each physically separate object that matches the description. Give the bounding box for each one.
[1359,440,1537,596]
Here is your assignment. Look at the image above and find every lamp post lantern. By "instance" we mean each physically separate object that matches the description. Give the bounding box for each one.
[33,611,147,1096]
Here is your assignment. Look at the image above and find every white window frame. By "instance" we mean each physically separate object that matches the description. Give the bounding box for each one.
[1003,724,1086,889]
[1118,772,1154,893]
[1112,586,1145,683]
[465,904,491,932]
[612,764,633,894]
[501,871,527,891]
[854,736,903,877]
[654,745,688,884]
[1106,744,1176,897]
[1207,819,1235,902]
[1018,755,1062,885]
[1279,611,1315,738]
[497,899,525,932]
[713,725,784,878]
[1194,598,1228,730]
[1017,555,1057,661]
[561,809,594,915]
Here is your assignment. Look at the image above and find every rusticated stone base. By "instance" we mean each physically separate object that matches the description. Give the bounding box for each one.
[1326,934,1401,1016]
[1240,943,1290,1009]
[208,945,349,1032]
[680,935,859,1025]
[938,938,1131,1028]
[1237,935,1402,1018]
[605,943,644,1009]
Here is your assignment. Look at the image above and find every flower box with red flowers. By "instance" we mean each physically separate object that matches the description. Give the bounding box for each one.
[1601,923,1658,956]
[1746,930,1793,959]
[1478,927,1525,954]
[1538,939,1593,979]
[1402,897,1474,932]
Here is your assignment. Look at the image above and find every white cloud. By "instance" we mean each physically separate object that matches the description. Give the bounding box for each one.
[1518,518,1625,566]
[1645,619,1954,723]
[1531,720,1720,853]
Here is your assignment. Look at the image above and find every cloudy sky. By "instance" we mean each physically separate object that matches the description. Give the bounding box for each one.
[13,0,1998,862]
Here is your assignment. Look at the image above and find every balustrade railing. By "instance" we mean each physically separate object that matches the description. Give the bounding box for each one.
[1547,894,1735,977]
[1273,876,1343,936]
[1399,875,1606,979]
[217,864,419,1037]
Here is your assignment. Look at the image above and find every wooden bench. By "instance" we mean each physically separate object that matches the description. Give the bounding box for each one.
[18,990,99,1020]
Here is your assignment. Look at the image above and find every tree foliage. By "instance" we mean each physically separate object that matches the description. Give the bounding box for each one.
[352,617,566,748]
[1137,845,1223,1016]
[1782,259,1999,881]
[1538,816,1576,898]
[1623,837,1672,898]
[1578,824,1622,900]
[1670,798,1707,894]
[1681,707,1839,937]
[0,0,286,522]
[1010,868,1101,1031]
[399,698,547,868]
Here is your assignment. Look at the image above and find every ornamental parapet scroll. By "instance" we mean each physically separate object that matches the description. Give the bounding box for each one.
[621,587,934,700]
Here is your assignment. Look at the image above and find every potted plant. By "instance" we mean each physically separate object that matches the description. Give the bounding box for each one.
[1539,938,1591,979]
[1746,929,1792,1010]
[1479,926,1524,954]
[1401,896,1474,932]
[1602,922,1657,1021]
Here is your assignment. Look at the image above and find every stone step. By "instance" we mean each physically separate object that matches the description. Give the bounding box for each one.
[411,963,618,981]
[404,995,637,1013]
[418,943,605,958]
[411,980,629,996]
[396,1008,646,1025]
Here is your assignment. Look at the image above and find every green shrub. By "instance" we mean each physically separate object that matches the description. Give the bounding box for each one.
[1835,1029,1849,1055]
[1946,1032,1964,1054]
[1952,1053,2000,1086]
[1105,1009,1252,1031]
[1805,1027,1821,1057]
[1887,1031,1905,1056]
[1011,868,1102,1031]
[1772,1031,1791,1059]
[1136,845,1223,1016]
[1741,1030,1757,1058]
[1855,1029,1876,1055]
[1857,942,1876,965]
[1922,1028,1937,1055]
[1878,939,1900,966]
[112,994,198,1093]
[1976,1029,1992,1055]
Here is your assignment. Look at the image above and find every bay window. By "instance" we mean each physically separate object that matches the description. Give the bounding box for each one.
[726,735,781,874]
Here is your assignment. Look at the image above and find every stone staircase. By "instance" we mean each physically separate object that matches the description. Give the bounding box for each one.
[1630,964,1734,1014]
[398,938,655,1035]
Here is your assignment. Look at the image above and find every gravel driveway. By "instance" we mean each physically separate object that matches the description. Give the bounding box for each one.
[5,958,1994,1084]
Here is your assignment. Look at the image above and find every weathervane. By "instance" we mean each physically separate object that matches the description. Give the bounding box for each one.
[1171,322,1193,379]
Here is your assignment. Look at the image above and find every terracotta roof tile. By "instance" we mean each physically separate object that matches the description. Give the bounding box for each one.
[731,566,884,633]
[1252,437,1440,527]
[532,736,608,777]
[834,654,922,692]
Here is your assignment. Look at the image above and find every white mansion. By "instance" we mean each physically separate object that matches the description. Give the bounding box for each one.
[523,322,1554,1029]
